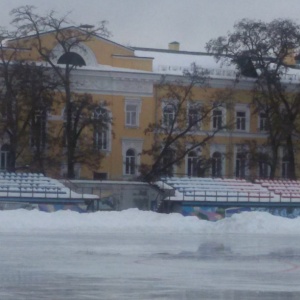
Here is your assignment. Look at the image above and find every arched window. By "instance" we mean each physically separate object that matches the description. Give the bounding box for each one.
[57,52,86,66]
[212,152,222,177]
[0,144,12,170]
[187,151,198,177]
[125,149,136,175]
[93,107,109,151]
[163,104,175,127]
[236,152,246,178]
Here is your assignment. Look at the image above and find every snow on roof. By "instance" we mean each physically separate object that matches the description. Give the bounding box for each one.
[134,49,237,77]
[78,63,153,74]
[134,48,300,83]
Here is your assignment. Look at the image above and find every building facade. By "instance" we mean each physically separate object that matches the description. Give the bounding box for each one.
[1,28,299,180]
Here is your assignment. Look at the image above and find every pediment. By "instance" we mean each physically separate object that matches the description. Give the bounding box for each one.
[6,26,152,71]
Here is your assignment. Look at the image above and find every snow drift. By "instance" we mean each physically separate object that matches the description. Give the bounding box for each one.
[1,209,300,235]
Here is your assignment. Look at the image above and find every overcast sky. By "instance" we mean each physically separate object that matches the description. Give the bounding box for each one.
[2,0,300,51]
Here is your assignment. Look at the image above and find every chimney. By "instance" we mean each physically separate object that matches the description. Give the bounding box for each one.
[168,41,180,51]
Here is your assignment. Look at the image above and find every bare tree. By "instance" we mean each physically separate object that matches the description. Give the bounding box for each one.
[0,27,58,171]
[9,5,110,178]
[207,18,300,179]
[57,93,111,177]
[141,64,234,182]
[16,62,60,173]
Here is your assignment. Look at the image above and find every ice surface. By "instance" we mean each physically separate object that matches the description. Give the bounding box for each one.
[0,209,300,299]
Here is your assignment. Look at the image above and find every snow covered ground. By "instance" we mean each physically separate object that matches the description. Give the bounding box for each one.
[1,209,300,299]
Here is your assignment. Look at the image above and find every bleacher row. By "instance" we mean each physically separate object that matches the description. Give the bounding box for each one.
[160,177,300,203]
[0,172,97,200]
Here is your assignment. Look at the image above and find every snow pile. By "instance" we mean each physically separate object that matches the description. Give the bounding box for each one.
[0,209,300,235]
[212,211,300,234]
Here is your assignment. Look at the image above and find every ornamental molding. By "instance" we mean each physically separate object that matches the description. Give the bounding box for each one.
[50,42,98,66]
[121,138,144,156]
[70,70,156,97]
[210,144,226,155]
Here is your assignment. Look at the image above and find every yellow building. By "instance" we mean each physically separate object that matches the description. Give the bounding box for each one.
[1,28,298,180]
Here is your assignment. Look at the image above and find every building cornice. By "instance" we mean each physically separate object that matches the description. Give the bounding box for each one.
[71,68,159,97]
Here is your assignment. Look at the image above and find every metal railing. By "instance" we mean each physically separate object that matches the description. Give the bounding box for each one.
[164,188,300,203]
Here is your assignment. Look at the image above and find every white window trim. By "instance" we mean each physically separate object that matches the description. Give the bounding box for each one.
[256,146,271,178]
[234,144,250,178]
[210,144,226,177]
[211,106,226,130]
[185,146,202,176]
[162,99,178,129]
[258,111,268,132]
[187,101,202,130]
[125,149,136,175]
[235,104,250,132]
[51,42,98,66]
[94,109,112,152]
[125,98,142,128]
[122,138,143,176]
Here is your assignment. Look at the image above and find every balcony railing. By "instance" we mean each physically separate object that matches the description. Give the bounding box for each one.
[155,65,300,82]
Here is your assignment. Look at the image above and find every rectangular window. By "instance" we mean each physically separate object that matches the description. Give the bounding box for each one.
[259,112,268,131]
[126,104,137,126]
[125,157,135,175]
[236,111,246,130]
[212,110,222,129]
[236,154,246,178]
[188,106,200,128]
[163,104,175,128]
[95,130,108,150]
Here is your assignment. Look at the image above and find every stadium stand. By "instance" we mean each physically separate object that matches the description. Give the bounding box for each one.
[0,172,97,202]
[157,177,300,203]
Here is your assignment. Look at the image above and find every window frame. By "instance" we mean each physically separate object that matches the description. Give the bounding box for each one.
[188,102,202,129]
[259,111,268,132]
[126,104,138,127]
[235,104,250,132]
[236,111,246,131]
[187,151,198,177]
[235,152,247,178]
[93,106,110,151]
[212,109,223,130]
[125,99,141,128]
[163,103,176,128]
[0,144,12,170]
[211,151,222,177]
[125,149,136,175]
